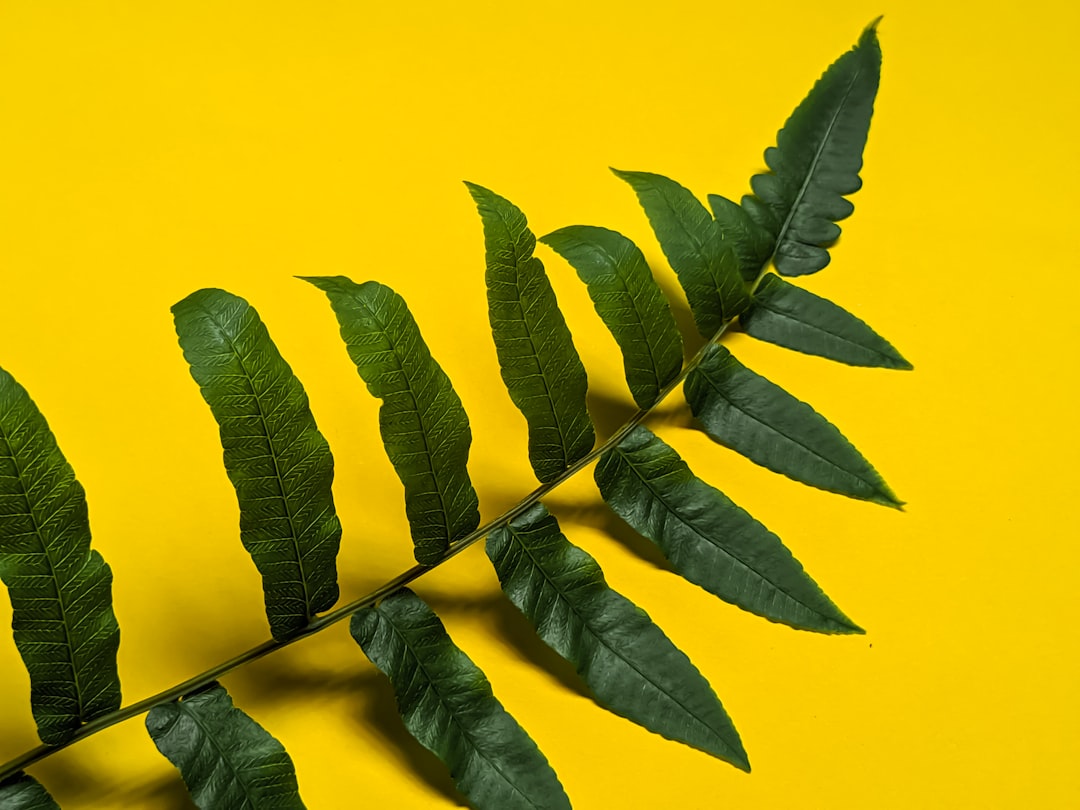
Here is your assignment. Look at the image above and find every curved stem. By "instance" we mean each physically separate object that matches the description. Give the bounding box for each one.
[0,301,747,783]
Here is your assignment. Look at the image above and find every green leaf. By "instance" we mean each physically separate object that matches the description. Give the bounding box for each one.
[0,774,61,809]
[739,194,780,236]
[0,368,121,745]
[466,183,594,483]
[706,194,775,283]
[352,588,571,810]
[541,225,683,408]
[173,289,342,639]
[486,503,748,770]
[684,344,901,507]
[747,20,882,276]
[595,425,861,634]
[146,683,305,810]
[611,170,750,337]
[742,274,911,369]
[303,276,480,565]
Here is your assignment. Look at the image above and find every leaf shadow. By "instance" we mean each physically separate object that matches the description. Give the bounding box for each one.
[653,274,706,360]
[585,388,638,440]
[105,773,196,810]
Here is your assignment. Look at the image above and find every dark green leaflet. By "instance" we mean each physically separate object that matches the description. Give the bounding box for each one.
[541,225,683,408]
[595,426,860,634]
[746,21,882,276]
[684,344,901,507]
[486,503,748,770]
[611,170,749,337]
[303,276,480,565]
[146,683,305,810]
[466,183,594,483]
[0,774,61,809]
[173,289,342,639]
[706,194,775,283]
[741,274,912,369]
[0,368,121,745]
[352,589,570,810]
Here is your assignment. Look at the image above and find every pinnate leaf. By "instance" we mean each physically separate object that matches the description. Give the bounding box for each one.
[146,683,305,810]
[467,183,594,483]
[352,588,571,810]
[304,276,480,565]
[541,225,683,408]
[747,21,882,276]
[0,773,61,809]
[173,289,342,639]
[596,425,861,633]
[741,274,911,369]
[0,368,121,745]
[684,344,901,507]
[486,503,748,770]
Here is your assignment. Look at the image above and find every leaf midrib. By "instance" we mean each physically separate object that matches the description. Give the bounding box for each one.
[755,296,896,362]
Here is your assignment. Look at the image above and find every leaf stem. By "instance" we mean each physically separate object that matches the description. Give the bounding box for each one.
[0,293,750,783]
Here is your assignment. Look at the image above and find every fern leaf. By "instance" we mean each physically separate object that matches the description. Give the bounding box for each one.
[747,20,882,276]
[173,289,342,639]
[466,183,595,483]
[741,274,911,369]
[612,170,749,337]
[303,276,480,565]
[684,344,901,507]
[0,774,61,809]
[486,503,748,770]
[352,588,571,810]
[146,683,305,810]
[0,368,121,744]
[541,225,683,408]
[595,426,860,634]
[706,194,775,283]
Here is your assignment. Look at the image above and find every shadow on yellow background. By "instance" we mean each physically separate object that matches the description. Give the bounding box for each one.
[0,1,1076,807]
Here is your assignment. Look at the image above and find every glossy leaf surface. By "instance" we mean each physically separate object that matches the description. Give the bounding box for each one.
[541,225,683,408]
[467,183,594,482]
[146,683,305,810]
[173,289,342,638]
[304,276,480,564]
[706,194,774,283]
[596,426,860,633]
[747,21,882,276]
[741,274,911,369]
[486,503,748,770]
[0,368,121,745]
[352,588,570,810]
[612,170,749,337]
[0,774,61,809]
[684,344,900,507]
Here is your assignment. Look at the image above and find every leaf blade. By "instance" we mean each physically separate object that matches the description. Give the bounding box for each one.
[0,368,122,745]
[486,503,748,770]
[541,225,683,408]
[706,194,775,283]
[741,274,911,369]
[467,183,594,483]
[303,276,480,565]
[595,425,861,633]
[146,683,305,810]
[612,170,750,336]
[172,289,342,638]
[684,344,901,507]
[0,773,61,809]
[352,589,571,810]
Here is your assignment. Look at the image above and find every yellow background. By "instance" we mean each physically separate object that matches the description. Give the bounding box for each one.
[0,1,1076,807]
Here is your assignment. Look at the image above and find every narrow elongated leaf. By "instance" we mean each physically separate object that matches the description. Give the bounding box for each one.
[352,588,570,810]
[684,344,901,507]
[146,683,304,810]
[741,274,912,369]
[595,425,860,634]
[173,289,342,638]
[487,503,748,770]
[303,276,480,565]
[0,368,121,745]
[466,183,594,483]
[747,21,882,276]
[0,774,61,809]
[706,194,775,282]
[541,225,683,408]
[612,170,750,337]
